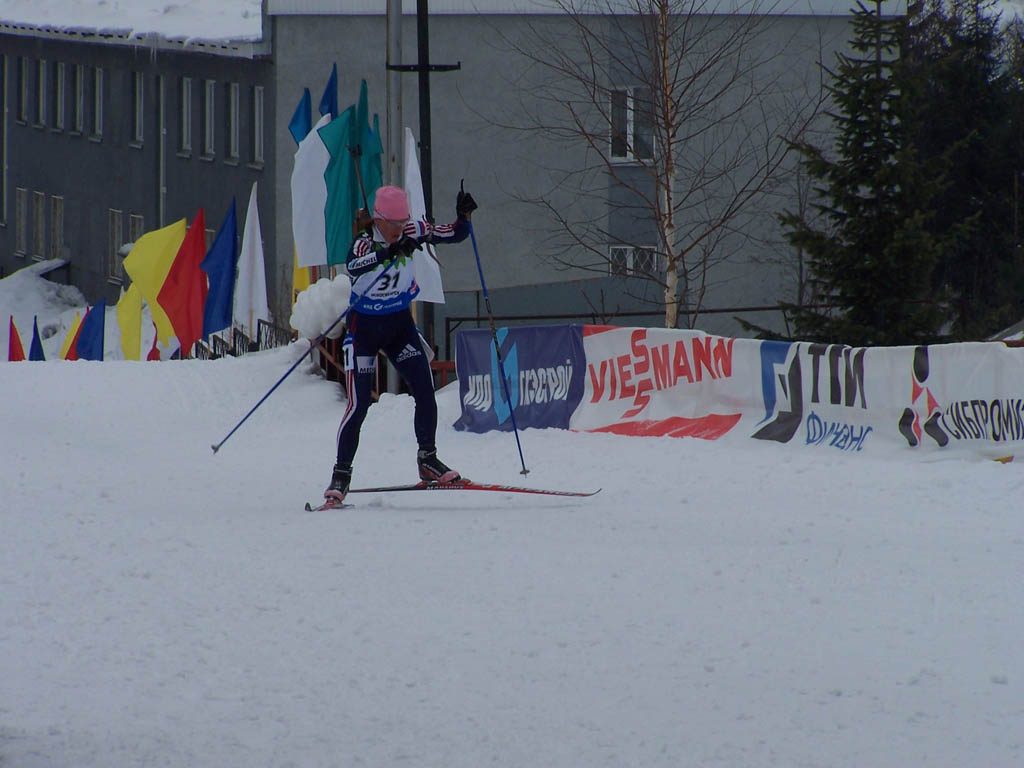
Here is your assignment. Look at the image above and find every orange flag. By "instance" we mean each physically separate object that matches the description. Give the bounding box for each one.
[8,316,26,361]
[158,209,209,357]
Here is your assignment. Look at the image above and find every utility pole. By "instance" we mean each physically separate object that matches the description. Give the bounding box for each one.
[385,0,402,188]
[386,0,460,352]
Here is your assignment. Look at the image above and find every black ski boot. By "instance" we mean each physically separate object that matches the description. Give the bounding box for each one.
[417,447,461,483]
[324,463,352,502]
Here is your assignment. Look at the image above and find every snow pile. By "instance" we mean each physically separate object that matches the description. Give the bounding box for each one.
[289,276,352,340]
[0,260,85,357]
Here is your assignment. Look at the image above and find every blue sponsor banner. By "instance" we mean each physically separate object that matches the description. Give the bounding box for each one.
[454,325,587,433]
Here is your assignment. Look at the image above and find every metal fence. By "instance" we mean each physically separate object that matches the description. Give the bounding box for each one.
[188,320,295,360]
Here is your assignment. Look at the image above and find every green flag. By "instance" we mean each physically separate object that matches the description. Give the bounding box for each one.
[318,82,386,267]
[357,80,384,214]
[318,105,359,266]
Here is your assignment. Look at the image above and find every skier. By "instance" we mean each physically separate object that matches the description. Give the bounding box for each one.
[324,184,478,503]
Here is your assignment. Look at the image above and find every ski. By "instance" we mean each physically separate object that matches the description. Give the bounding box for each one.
[346,479,600,498]
[304,499,352,512]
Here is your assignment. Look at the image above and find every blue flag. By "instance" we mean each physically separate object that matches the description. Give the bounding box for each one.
[29,316,45,360]
[288,88,312,145]
[77,300,106,360]
[201,199,239,338]
[318,62,338,120]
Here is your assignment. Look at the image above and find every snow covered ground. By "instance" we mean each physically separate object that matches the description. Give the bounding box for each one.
[2,268,1023,767]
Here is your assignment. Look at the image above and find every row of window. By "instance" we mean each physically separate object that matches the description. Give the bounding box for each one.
[177,75,265,164]
[13,187,65,262]
[13,186,145,283]
[16,57,105,138]
[13,186,649,280]
[12,56,265,165]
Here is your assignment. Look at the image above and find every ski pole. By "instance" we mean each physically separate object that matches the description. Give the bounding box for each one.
[211,313,345,454]
[467,218,530,475]
[211,247,411,455]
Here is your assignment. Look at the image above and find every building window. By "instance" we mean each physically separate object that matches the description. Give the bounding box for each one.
[16,57,28,123]
[226,82,240,162]
[131,71,144,145]
[92,66,104,138]
[35,59,47,127]
[49,195,64,260]
[610,86,654,162]
[72,64,85,133]
[128,213,145,246]
[52,62,66,131]
[107,208,124,283]
[179,76,192,154]
[251,85,264,165]
[15,187,28,256]
[609,245,658,276]
[32,191,46,260]
[202,79,216,157]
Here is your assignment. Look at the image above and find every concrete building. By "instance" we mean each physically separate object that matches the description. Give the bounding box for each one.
[0,4,274,320]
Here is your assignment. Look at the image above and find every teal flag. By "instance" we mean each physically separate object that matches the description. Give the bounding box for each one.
[317,81,386,267]
[358,79,384,213]
[319,105,359,267]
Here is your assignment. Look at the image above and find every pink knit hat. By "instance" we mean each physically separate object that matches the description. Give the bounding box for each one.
[372,185,411,221]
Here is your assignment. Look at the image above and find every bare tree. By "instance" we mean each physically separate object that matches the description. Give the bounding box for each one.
[489,0,831,328]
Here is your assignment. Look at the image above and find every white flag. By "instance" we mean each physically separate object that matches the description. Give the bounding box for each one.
[404,127,445,304]
[292,113,332,269]
[234,181,271,339]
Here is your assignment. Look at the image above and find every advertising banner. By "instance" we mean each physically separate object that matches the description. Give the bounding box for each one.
[569,325,757,440]
[452,323,1024,459]
[754,341,1024,456]
[453,325,586,433]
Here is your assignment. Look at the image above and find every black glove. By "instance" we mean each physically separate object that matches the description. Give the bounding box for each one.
[456,182,478,219]
[387,235,420,260]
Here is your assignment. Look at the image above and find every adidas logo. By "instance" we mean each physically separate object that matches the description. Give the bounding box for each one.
[394,343,421,363]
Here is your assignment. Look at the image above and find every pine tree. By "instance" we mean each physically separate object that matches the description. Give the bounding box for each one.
[903,0,1023,339]
[780,0,954,346]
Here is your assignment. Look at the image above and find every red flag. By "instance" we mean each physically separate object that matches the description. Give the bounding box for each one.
[64,306,89,361]
[158,208,209,357]
[8,316,26,361]
[147,321,162,361]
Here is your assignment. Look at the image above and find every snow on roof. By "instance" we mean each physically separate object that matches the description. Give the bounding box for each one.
[0,0,264,44]
[267,0,875,15]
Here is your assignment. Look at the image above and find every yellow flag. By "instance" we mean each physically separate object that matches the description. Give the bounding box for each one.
[122,219,187,345]
[60,312,82,359]
[116,283,144,360]
[293,245,311,304]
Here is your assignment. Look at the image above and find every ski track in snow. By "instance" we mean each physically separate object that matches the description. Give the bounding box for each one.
[2,344,1023,767]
